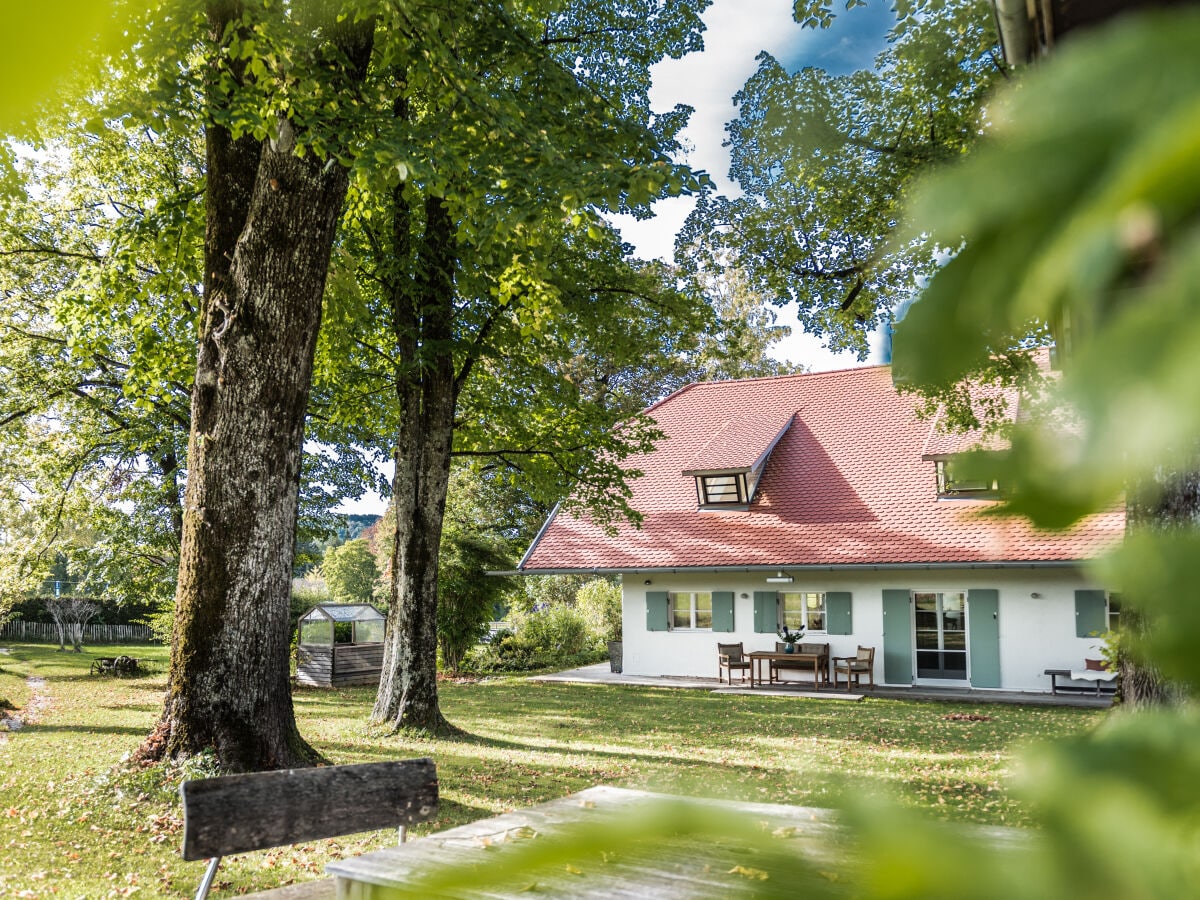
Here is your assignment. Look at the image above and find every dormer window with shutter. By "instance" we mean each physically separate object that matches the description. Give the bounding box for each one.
[932,456,1000,499]
[921,396,1013,502]
[683,413,792,511]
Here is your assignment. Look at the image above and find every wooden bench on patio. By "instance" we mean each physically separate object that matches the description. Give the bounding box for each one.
[1044,667,1117,696]
[181,758,438,900]
[770,642,830,687]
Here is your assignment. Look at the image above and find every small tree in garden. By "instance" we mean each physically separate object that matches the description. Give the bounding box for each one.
[575,579,622,644]
[437,529,511,676]
[320,540,380,606]
[43,597,100,652]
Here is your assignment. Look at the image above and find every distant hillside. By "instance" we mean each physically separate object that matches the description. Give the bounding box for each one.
[339,514,381,542]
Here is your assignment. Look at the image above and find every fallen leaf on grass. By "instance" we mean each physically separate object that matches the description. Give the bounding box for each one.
[728,865,769,881]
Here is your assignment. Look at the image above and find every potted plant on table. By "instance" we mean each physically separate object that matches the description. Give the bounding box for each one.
[777,625,805,653]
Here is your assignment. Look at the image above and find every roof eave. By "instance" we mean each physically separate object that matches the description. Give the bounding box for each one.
[508,559,1089,576]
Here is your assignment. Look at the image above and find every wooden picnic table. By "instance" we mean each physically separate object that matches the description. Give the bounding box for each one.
[747,650,828,690]
[324,786,843,899]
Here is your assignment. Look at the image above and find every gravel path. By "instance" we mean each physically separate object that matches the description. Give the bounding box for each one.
[0,674,51,740]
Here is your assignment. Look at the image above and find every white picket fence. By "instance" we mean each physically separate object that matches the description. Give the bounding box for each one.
[0,620,157,644]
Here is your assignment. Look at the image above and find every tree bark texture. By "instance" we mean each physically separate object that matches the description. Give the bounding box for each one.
[143,5,375,771]
[372,193,458,732]
[1119,465,1198,708]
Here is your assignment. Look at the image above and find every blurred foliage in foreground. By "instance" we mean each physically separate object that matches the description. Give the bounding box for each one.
[892,9,1200,698]
[377,710,1200,899]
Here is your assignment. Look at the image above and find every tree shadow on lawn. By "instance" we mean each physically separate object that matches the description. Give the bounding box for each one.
[441,683,1098,756]
[34,672,163,684]
[304,729,870,806]
[300,736,922,824]
[91,702,163,714]
[19,722,149,736]
[306,729,720,771]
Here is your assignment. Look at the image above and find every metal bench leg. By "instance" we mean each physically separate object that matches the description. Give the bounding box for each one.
[195,857,221,900]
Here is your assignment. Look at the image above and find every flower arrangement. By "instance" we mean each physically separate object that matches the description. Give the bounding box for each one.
[777,625,805,645]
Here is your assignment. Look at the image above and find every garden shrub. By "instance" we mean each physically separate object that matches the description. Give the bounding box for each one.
[575,578,622,643]
[463,607,607,674]
[514,604,590,656]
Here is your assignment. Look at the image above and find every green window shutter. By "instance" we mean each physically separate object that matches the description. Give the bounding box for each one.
[646,591,670,632]
[711,591,735,632]
[882,589,913,685]
[753,591,778,633]
[967,589,1001,688]
[826,592,852,635]
[1075,590,1107,637]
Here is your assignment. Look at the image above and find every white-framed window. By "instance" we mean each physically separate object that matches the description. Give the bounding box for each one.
[779,591,826,632]
[696,473,747,506]
[935,458,999,498]
[1107,594,1122,632]
[670,591,713,630]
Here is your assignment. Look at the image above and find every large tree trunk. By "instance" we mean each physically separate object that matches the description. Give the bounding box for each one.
[1119,465,1198,708]
[139,4,374,771]
[372,194,458,732]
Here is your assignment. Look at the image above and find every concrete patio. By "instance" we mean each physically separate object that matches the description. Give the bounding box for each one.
[532,663,1114,708]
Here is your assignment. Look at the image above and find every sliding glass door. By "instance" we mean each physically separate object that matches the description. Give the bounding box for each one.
[914,591,967,680]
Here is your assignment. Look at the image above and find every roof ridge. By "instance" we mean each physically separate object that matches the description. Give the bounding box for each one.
[685,363,889,390]
[639,364,888,416]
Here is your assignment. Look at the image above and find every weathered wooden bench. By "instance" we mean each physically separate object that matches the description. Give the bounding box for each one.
[1044,668,1117,696]
[181,758,438,900]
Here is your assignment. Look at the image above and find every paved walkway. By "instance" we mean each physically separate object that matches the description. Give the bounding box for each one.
[533,663,1113,708]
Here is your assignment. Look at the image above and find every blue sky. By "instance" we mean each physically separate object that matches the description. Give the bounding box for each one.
[613,0,895,372]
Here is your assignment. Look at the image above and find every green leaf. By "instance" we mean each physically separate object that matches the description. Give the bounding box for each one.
[0,2,127,134]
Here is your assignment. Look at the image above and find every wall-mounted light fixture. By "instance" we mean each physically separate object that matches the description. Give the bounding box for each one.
[739,592,749,599]
[765,570,793,584]
[644,579,653,586]
[1030,592,1042,599]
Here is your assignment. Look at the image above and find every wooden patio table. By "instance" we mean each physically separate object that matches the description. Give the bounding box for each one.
[324,785,840,899]
[747,650,827,690]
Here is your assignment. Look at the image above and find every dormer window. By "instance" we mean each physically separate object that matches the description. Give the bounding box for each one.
[935,458,999,498]
[696,472,749,506]
[683,413,793,511]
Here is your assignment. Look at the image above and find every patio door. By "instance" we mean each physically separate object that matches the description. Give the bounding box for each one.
[914,591,967,680]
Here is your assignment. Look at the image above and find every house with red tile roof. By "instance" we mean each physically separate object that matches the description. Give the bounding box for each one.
[519,365,1123,692]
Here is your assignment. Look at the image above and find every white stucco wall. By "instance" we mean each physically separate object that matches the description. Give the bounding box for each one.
[619,567,1109,693]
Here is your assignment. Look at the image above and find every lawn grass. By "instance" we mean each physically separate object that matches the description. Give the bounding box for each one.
[0,642,1106,899]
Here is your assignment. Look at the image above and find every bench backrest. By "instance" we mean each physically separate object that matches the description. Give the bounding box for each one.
[797,642,829,657]
[181,758,438,861]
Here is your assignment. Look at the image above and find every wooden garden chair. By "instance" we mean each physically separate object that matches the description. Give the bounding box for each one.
[833,646,875,692]
[717,642,751,684]
[181,758,438,900]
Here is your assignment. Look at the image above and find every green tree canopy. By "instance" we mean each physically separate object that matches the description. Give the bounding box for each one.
[319,538,380,605]
[679,0,1002,357]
